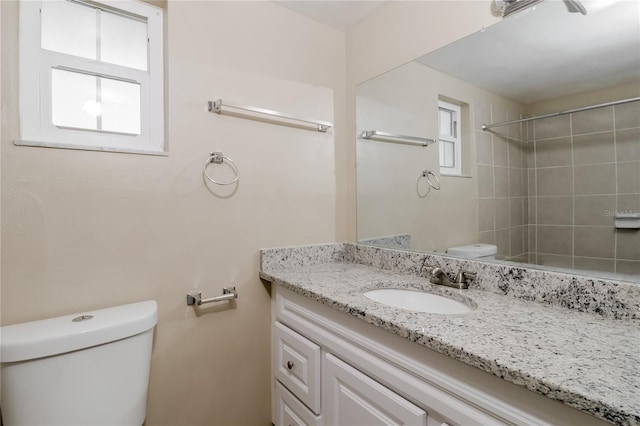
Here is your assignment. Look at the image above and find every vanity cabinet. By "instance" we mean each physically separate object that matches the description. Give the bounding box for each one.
[323,353,430,426]
[271,286,610,426]
[274,321,428,425]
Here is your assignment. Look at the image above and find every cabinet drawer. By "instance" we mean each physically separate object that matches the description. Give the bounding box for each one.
[274,322,321,414]
[324,353,427,426]
[274,381,322,426]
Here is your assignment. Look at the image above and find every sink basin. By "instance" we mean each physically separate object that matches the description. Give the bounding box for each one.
[364,288,473,314]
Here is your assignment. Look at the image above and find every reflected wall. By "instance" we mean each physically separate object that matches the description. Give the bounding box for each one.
[357,62,525,253]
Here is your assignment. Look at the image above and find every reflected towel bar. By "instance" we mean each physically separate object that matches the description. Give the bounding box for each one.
[208,99,332,132]
[482,97,640,130]
[361,130,436,147]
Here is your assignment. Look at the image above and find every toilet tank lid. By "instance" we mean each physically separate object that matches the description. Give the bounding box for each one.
[1,300,158,363]
[447,243,498,257]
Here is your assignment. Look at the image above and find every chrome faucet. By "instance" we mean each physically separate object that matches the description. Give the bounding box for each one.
[430,267,477,290]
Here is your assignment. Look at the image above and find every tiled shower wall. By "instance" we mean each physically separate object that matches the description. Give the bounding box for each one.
[475,104,529,259]
[476,102,640,275]
[526,100,640,276]
[475,100,640,276]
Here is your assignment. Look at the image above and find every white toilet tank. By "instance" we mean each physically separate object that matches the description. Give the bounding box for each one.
[447,243,498,259]
[1,300,158,426]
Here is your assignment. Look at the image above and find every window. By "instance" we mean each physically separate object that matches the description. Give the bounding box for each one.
[18,0,164,155]
[438,101,461,176]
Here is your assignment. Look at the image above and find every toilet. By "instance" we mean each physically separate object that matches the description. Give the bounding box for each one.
[447,243,497,260]
[1,300,158,426]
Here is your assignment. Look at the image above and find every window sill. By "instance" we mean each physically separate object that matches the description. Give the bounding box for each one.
[14,140,168,156]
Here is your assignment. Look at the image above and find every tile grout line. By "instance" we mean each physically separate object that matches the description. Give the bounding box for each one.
[612,105,618,273]
[570,113,575,269]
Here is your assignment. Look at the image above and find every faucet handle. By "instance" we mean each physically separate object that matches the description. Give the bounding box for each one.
[455,269,477,284]
[431,267,451,280]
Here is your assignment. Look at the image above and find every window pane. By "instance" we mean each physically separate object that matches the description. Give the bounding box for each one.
[101,78,141,134]
[440,140,455,168]
[42,1,96,60]
[101,11,148,70]
[439,109,453,136]
[52,69,98,130]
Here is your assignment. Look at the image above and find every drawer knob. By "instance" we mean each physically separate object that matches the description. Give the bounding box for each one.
[286,360,294,370]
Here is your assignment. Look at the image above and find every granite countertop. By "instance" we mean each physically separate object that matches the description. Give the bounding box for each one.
[260,244,640,426]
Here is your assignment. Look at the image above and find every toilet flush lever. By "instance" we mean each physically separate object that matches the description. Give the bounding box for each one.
[187,287,238,306]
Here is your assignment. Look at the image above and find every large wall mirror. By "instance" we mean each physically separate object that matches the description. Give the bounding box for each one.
[356,0,640,284]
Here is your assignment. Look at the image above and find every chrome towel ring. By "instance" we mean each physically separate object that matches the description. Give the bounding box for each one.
[421,169,441,190]
[204,152,239,185]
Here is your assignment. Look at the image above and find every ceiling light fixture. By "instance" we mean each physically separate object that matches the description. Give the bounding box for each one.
[492,0,544,17]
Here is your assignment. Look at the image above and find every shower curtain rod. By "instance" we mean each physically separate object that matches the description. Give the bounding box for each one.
[481,97,640,131]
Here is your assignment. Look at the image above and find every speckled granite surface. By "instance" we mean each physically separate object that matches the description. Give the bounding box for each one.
[262,243,640,319]
[358,233,412,250]
[260,243,640,426]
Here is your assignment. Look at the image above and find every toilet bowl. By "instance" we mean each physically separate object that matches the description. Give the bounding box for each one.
[447,243,497,259]
[1,300,158,426]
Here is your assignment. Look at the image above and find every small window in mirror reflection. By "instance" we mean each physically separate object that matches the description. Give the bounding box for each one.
[438,100,461,175]
[441,140,455,168]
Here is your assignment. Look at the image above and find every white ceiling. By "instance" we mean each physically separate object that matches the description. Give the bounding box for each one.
[275,0,388,31]
[277,0,639,104]
[417,0,640,104]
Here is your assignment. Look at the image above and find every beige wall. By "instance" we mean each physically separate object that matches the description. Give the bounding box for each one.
[527,80,640,115]
[344,1,501,242]
[1,1,345,424]
[356,61,525,253]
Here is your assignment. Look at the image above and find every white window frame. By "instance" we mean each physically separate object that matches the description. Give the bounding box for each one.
[438,100,462,176]
[17,0,165,155]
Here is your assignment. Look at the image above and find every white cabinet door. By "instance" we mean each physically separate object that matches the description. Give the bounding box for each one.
[274,322,322,414]
[324,353,428,426]
[274,381,322,426]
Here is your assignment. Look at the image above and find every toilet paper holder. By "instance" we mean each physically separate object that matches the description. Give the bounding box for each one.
[187,287,238,306]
